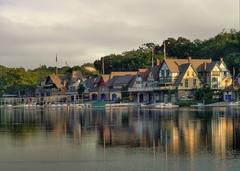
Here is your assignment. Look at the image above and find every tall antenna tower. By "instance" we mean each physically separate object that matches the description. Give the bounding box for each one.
[163,41,167,60]
[239,0,240,30]
[152,46,155,67]
[55,54,58,74]
[102,58,105,75]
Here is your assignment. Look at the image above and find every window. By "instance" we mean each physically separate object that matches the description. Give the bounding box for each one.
[224,71,228,77]
[187,71,190,76]
[161,70,164,77]
[193,79,197,87]
[212,71,220,76]
[185,79,188,88]
[166,70,170,77]
[212,77,218,83]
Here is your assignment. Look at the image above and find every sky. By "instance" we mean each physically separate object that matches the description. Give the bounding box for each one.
[0,0,238,69]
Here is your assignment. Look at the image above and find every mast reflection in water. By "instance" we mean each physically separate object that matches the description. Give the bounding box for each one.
[0,107,240,171]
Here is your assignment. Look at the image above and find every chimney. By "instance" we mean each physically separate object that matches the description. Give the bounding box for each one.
[220,57,224,63]
[63,80,68,89]
[188,56,192,63]
[156,59,161,66]
[204,62,207,71]
[72,71,79,82]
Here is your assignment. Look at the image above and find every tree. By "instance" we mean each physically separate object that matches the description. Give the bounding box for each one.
[225,53,240,75]
[194,86,213,104]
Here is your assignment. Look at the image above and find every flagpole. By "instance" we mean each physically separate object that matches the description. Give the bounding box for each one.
[56,54,58,75]
[163,41,167,60]
[102,58,105,75]
[152,46,155,67]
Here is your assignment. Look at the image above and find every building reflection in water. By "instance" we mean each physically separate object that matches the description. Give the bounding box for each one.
[0,106,240,158]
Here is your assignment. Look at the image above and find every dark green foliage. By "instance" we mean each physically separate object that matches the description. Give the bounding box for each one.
[164,30,240,74]
[176,100,197,107]
[0,64,98,97]
[94,30,240,75]
[194,86,214,104]
[94,43,163,74]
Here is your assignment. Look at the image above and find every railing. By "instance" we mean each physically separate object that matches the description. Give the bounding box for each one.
[159,77,173,84]
[128,86,176,92]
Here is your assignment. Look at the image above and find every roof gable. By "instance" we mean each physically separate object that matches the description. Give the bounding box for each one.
[164,58,212,73]
[49,74,66,93]
[146,66,160,81]
[175,64,201,86]
[109,72,137,79]
[107,76,134,87]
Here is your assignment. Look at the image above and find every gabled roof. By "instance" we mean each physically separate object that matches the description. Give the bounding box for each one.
[109,72,137,79]
[164,58,212,73]
[102,74,110,83]
[107,75,134,87]
[205,61,219,72]
[129,66,160,87]
[49,73,66,93]
[138,68,148,73]
[84,76,102,91]
[150,65,161,81]
[174,64,201,86]
[175,64,191,86]
[139,69,150,81]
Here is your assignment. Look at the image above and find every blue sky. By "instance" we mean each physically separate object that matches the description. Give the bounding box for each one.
[0,0,238,68]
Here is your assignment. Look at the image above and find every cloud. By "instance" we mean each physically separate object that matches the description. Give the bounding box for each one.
[0,0,237,68]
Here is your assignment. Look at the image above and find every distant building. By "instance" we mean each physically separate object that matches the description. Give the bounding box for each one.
[107,75,135,101]
[36,71,85,102]
[84,76,107,101]
[36,73,67,97]
[84,72,136,101]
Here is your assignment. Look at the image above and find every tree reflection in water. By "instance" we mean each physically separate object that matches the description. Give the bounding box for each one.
[0,106,240,159]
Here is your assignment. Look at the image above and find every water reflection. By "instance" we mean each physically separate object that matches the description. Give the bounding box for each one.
[1,107,240,160]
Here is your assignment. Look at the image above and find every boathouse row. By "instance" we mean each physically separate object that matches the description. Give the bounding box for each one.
[128,57,233,103]
[34,57,235,103]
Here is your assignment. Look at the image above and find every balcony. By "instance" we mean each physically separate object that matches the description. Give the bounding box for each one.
[128,85,176,92]
[159,77,173,84]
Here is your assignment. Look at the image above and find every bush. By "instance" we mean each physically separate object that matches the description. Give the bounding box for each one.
[176,100,197,107]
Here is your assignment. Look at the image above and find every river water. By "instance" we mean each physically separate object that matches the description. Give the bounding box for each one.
[0,106,240,171]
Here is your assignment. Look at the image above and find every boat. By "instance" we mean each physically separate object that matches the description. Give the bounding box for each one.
[191,103,204,107]
[105,103,137,108]
[229,101,240,106]
[152,103,179,109]
[140,103,179,108]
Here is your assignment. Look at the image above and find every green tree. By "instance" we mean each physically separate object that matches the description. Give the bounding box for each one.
[194,86,213,104]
